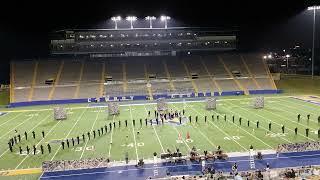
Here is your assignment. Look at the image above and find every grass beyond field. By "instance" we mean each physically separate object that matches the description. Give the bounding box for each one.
[0,95,320,174]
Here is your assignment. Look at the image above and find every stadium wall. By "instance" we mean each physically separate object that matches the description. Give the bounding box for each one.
[8,90,282,108]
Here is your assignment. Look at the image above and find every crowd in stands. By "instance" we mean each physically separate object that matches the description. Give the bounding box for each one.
[42,158,110,172]
[147,166,320,180]
[277,141,320,153]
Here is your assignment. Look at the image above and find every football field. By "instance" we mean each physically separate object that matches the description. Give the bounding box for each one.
[0,95,320,173]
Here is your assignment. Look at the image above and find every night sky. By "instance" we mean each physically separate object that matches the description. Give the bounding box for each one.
[0,0,319,83]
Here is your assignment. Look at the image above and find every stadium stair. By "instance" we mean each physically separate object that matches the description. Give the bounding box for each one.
[182,60,199,93]
[263,58,277,89]
[100,61,106,97]
[144,64,153,100]
[28,61,39,101]
[122,62,128,92]
[241,55,261,89]
[74,61,84,99]
[200,59,222,94]
[48,60,64,100]
[162,60,176,91]
[10,61,15,103]
[249,149,256,169]
[218,56,248,95]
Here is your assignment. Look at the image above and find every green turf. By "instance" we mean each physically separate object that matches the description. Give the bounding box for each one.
[276,75,320,95]
[0,95,320,174]
[0,90,9,106]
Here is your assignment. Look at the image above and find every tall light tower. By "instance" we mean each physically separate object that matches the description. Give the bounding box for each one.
[111,16,121,29]
[286,54,290,73]
[307,5,320,79]
[160,15,171,29]
[126,16,137,29]
[145,16,156,28]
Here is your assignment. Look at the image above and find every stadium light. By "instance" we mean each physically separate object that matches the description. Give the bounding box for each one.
[267,54,272,59]
[160,15,171,29]
[126,16,137,29]
[263,55,267,60]
[307,5,319,79]
[145,16,156,29]
[285,54,290,73]
[111,16,121,29]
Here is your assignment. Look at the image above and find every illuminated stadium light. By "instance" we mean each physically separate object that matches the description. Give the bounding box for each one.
[285,54,290,58]
[267,54,272,59]
[308,6,320,10]
[263,56,267,59]
[160,15,171,29]
[126,16,137,29]
[145,16,156,28]
[111,16,121,29]
[307,5,319,79]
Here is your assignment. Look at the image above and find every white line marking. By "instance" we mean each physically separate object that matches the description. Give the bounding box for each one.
[0,113,23,128]
[227,100,314,141]
[108,115,115,158]
[129,105,139,162]
[142,105,165,153]
[221,101,292,144]
[188,105,248,151]
[15,120,62,169]
[50,107,88,161]
[80,108,101,160]
[0,112,51,160]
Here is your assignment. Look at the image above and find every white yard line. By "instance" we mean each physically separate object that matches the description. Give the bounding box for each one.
[0,113,23,128]
[172,126,191,151]
[129,105,139,162]
[50,107,88,161]
[15,120,62,169]
[3,95,291,113]
[107,115,115,158]
[286,97,320,111]
[170,103,217,148]
[188,106,248,151]
[142,105,165,153]
[276,99,319,123]
[80,108,101,160]
[0,112,51,160]
[227,100,315,141]
[0,115,37,140]
[221,101,293,144]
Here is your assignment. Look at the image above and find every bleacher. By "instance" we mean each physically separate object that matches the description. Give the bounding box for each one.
[11,53,277,103]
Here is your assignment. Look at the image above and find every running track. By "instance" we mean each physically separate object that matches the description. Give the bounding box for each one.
[41,150,320,179]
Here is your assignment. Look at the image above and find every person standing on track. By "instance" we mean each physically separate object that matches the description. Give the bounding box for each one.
[295,127,298,135]
[32,131,36,139]
[281,125,285,134]
[42,131,45,138]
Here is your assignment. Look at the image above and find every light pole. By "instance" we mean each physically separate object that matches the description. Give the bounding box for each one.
[145,16,156,29]
[160,15,171,29]
[308,5,320,79]
[286,54,290,73]
[126,16,137,29]
[111,16,121,29]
